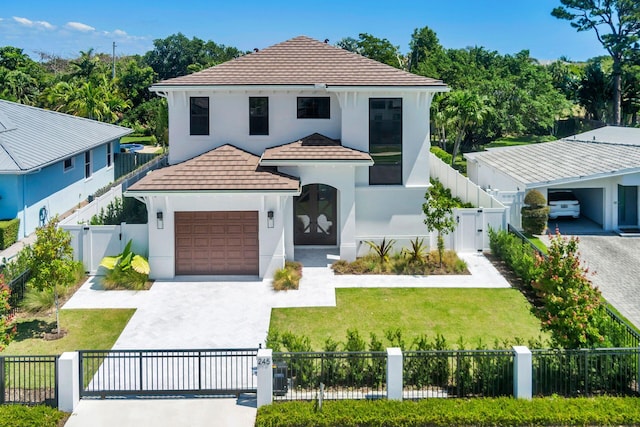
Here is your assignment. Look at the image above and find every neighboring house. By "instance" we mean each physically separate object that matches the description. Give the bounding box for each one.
[126,36,448,279]
[465,126,640,232]
[0,100,132,238]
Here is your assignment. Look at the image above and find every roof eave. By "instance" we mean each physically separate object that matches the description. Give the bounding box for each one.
[151,84,449,93]
[526,167,640,189]
[259,159,374,166]
[124,188,301,197]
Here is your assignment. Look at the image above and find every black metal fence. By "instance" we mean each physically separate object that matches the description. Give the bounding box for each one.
[532,348,639,397]
[403,349,514,399]
[5,269,30,316]
[273,351,387,401]
[79,348,258,398]
[0,355,58,407]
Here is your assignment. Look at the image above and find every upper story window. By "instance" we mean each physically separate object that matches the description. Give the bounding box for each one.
[106,143,112,168]
[190,97,209,135]
[63,157,74,172]
[369,98,402,185]
[297,97,330,119]
[249,97,269,135]
[84,150,92,179]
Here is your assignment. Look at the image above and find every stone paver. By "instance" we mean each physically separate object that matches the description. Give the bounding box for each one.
[571,235,640,330]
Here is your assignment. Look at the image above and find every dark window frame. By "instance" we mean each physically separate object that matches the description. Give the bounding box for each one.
[249,97,269,135]
[84,150,92,179]
[369,98,403,186]
[190,96,210,136]
[106,143,112,168]
[297,97,330,119]
[63,157,74,172]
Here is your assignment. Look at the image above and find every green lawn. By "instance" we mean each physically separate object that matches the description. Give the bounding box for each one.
[524,233,548,254]
[484,135,557,148]
[270,288,546,350]
[2,309,135,355]
[120,135,156,145]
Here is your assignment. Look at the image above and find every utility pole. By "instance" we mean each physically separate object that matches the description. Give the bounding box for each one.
[112,41,116,79]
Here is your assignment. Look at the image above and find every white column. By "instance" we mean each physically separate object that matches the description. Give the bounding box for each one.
[58,352,80,412]
[256,349,273,408]
[513,346,532,399]
[386,347,403,400]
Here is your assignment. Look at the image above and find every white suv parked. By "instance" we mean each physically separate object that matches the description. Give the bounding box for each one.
[548,190,580,219]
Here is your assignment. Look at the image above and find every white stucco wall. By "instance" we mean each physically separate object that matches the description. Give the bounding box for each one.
[166,90,342,163]
[144,193,288,279]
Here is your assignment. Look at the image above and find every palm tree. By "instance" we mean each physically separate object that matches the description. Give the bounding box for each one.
[445,90,491,166]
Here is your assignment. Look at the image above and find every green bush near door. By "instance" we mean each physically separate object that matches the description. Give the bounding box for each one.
[0,218,20,250]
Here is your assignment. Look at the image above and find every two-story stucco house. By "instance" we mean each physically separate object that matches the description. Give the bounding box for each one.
[126,36,448,279]
[0,100,132,238]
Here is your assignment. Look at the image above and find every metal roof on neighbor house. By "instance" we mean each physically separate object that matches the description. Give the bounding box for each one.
[465,135,640,187]
[153,36,447,89]
[126,144,300,193]
[0,100,132,173]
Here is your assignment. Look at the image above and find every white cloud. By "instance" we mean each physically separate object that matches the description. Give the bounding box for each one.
[113,29,127,37]
[13,16,54,29]
[65,21,95,32]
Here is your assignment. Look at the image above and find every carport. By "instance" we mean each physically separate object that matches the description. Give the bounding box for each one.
[464,126,640,233]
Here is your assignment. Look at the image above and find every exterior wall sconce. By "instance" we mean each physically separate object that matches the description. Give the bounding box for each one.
[267,210,274,228]
[156,211,164,229]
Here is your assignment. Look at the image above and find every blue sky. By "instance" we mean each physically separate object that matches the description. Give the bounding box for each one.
[1,0,607,62]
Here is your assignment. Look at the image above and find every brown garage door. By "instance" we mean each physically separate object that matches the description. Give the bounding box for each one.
[175,211,259,275]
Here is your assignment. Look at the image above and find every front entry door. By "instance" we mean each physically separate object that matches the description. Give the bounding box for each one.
[294,184,337,245]
[618,185,638,227]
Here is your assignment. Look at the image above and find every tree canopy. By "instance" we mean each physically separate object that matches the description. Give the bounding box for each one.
[552,0,640,125]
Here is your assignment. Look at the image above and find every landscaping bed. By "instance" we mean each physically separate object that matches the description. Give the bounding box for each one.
[332,250,468,275]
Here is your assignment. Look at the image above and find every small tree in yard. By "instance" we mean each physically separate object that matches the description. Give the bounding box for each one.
[29,216,77,336]
[0,274,16,351]
[532,231,622,348]
[423,180,457,266]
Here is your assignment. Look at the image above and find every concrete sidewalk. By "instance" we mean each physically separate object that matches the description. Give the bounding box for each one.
[64,396,257,427]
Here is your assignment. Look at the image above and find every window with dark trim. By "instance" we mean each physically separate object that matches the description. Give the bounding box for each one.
[63,157,74,172]
[369,98,402,185]
[190,97,209,135]
[249,97,269,135]
[106,143,112,167]
[297,97,330,119]
[84,150,92,179]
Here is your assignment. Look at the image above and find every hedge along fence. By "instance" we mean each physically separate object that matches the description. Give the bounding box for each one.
[0,218,19,250]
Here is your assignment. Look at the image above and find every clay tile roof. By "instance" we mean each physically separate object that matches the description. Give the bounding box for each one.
[127,144,300,193]
[154,36,446,88]
[261,133,373,163]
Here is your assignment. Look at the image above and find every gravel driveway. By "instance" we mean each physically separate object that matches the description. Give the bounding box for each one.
[571,235,640,329]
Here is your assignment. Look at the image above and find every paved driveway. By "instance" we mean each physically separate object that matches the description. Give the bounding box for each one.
[572,235,640,329]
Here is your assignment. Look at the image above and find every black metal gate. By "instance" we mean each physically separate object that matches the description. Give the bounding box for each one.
[79,349,258,398]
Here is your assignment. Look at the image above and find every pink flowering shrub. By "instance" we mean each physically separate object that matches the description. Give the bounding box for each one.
[0,274,16,351]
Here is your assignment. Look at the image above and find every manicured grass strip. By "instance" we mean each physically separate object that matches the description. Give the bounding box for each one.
[0,405,67,427]
[2,309,135,355]
[120,135,156,145]
[524,233,548,254]
[270,288,546,350]
[485,135,557,148]
[256,397,640,427]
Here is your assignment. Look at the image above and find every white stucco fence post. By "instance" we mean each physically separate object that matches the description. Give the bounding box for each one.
[513,346,532,399]
[58,351,80,412]
[256,349,273,407]
[386,347,403,400]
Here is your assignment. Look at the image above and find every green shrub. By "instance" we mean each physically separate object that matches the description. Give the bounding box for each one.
[488,227,541,285]
[272,261,302,291]
[0,405,67,427]
[90,196,147,225]
[255,397,640,427]
[522,190,549,234]
[331,251,467,275]
[0,218,20,250]
[100,240,150,290]
[430,146,452,164]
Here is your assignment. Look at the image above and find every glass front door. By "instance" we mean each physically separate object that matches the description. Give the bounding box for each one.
[294,184,337,245]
